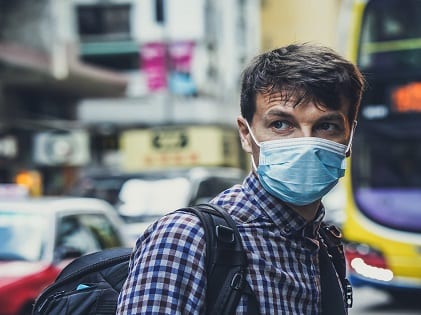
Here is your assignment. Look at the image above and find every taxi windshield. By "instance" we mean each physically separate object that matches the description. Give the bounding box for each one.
[0,211,47,261]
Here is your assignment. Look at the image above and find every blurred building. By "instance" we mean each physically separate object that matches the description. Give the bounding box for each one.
[0,0,348,195]
[0,1,128,194]
[260,0,344,51]
[75,0,260,171]
[0,0,260,194]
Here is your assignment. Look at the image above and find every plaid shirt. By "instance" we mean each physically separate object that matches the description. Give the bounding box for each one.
[117,172,325,314]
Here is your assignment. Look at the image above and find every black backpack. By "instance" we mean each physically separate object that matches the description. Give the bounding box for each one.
[32,203,259,315]
[32,203,350,315]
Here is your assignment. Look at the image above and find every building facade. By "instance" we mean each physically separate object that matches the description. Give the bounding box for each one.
[74,0,261,173]
[0,0,127,194]
[260,0,344,51]
[0,0,261,194]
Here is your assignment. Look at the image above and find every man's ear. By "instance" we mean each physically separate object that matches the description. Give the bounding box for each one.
[237,116,253,154]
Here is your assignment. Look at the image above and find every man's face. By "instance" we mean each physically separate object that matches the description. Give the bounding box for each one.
[238,92,352,165]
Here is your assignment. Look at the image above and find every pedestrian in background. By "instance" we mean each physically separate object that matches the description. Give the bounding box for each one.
[117,43,365,314]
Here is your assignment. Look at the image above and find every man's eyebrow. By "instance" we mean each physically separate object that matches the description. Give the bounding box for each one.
[265,108,295,119]
[317,113,347,123]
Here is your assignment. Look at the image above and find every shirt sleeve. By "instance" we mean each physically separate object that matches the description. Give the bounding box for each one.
[116,211,207,315]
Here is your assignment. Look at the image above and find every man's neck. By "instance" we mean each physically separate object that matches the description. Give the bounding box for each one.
[287,200,321,222]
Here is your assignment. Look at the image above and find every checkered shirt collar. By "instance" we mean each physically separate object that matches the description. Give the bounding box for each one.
[242,172,325,237]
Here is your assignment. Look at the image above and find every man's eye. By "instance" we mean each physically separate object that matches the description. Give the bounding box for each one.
[272,121,290,130]
[318,122,337,131]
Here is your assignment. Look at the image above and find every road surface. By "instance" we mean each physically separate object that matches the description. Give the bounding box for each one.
[349,286,421,315]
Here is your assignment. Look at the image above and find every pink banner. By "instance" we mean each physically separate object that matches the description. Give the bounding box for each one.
[141,42,167,92]
[168,41,195,72]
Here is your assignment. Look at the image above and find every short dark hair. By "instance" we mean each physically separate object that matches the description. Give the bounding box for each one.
[240,43,365,126]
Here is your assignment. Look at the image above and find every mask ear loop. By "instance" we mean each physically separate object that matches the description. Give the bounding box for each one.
[244,120,261,171]
[345,120,358,155]
[244,120,261,148]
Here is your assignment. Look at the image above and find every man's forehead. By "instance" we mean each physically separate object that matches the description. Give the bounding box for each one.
[258,90,351,115]
[259,90,321,108]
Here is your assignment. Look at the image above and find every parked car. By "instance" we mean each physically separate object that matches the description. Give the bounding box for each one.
[0,197,129,315]
[69,167,247,242]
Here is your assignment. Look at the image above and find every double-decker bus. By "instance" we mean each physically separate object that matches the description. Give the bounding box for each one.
[341,0,421,297]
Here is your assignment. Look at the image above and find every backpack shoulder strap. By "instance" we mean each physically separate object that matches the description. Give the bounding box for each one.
[319,223,353,311]
[181,203,259,315]
[56,247,132,282]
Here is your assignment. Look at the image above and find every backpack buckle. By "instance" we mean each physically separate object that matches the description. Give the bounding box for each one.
[216,225,235,244]
[321,224,343,248]
[324,224,342,239]
[230,272,245,290]
[345,280,353,308]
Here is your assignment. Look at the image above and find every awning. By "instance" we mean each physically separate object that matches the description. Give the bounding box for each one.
[0,42,128,98]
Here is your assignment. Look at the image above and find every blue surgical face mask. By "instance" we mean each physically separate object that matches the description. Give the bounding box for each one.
[246,122,356,206]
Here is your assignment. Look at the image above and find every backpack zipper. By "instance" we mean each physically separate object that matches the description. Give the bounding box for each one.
[37,291,65,313]
[34,251,131,312]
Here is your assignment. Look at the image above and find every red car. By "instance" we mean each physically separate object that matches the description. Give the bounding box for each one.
[0,197,129,315]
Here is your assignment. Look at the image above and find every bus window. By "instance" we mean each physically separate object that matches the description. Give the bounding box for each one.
[359,0,421,69]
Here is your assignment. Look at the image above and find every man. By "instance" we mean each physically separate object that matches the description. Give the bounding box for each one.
[117,43,365,314]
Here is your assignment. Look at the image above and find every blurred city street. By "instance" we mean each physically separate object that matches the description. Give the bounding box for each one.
[1,0,421,314]
[351,287,421,315]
